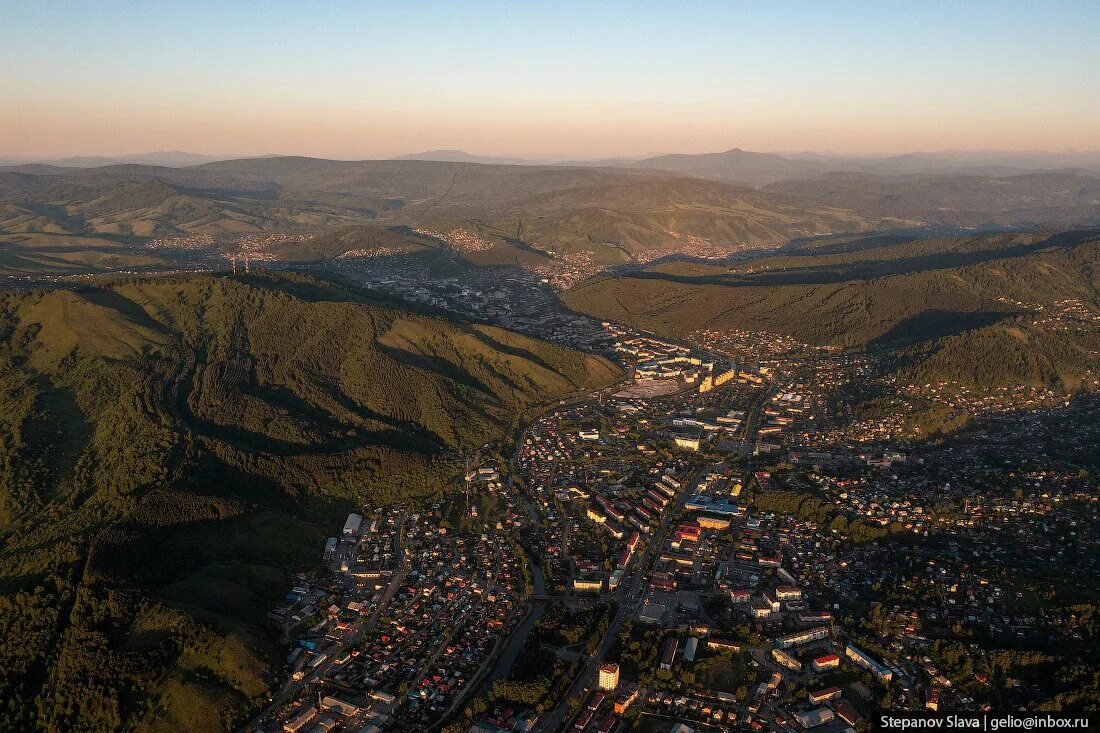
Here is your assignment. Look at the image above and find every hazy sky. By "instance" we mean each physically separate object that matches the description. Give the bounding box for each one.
[3,0,1099,159]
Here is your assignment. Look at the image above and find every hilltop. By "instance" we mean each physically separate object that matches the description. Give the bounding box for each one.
[262,224,444,261]
[396,150,542,166]
[620,147,831,186]
[0,272,620,731]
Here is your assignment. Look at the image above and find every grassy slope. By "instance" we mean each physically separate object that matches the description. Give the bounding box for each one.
[0,272,620,732]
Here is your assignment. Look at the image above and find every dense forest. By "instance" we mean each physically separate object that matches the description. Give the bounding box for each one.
[0,271,620,732]
[895,320,1100,390]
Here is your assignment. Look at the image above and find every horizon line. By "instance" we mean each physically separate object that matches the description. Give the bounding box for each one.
[5,146,1100,165]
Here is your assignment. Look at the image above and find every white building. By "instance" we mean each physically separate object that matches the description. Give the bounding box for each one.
[342,513,363,537]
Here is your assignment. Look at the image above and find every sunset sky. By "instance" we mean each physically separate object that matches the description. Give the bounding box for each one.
[3,0,1099,159]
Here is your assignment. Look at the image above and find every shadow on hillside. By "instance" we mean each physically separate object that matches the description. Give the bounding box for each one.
[469,327,558,376]
[911,391,1100,467]
[620,229,1099,289]
[782,230,932,255]
[775,223,1036,255]
[76,286,171,335]
[502,236,554,259]
[867,309,1020,350]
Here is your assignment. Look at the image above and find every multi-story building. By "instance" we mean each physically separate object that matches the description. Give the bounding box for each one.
[776,626,830,649]
[598,663,620,691]
[845,643,894,682]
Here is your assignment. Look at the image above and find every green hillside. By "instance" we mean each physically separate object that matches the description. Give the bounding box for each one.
[896,321,1100,390]
[0,272,620,732]
[564,230,1100,387]
[0,234,172,277]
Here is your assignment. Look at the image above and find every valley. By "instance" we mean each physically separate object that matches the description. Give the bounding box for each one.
[0,155,1097,733]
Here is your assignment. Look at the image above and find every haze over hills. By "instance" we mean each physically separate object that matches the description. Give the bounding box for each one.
[795,149,1100,176]
[0,271,620,731]
[612,148,832,187]
[8,146,1099,179]
[397,150,550,166]
[385,147,1100,187]
[0,157,912,271]
[611,148,1100,186]
[2,151,1100,288]
[0,151,236,169]
[765,171,1100,228]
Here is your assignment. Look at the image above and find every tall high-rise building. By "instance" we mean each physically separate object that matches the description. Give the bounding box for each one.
[597,662,619,691]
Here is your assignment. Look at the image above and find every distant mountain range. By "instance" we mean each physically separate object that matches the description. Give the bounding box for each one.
[6,147,1100,181]
[2,151,1100,277]
[610,148,830,186]
[0,157,907,269]
[0,151,240,168]
[397,149,550,166]
[396,147,1100,187]
[765,171,1100,227]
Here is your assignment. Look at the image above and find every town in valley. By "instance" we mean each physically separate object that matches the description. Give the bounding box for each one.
[248,305,1098,733]
[3,4,1098,731]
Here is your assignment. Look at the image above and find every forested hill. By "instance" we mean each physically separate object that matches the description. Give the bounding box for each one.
[564,230,1100,389]
[0,272,620,732]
